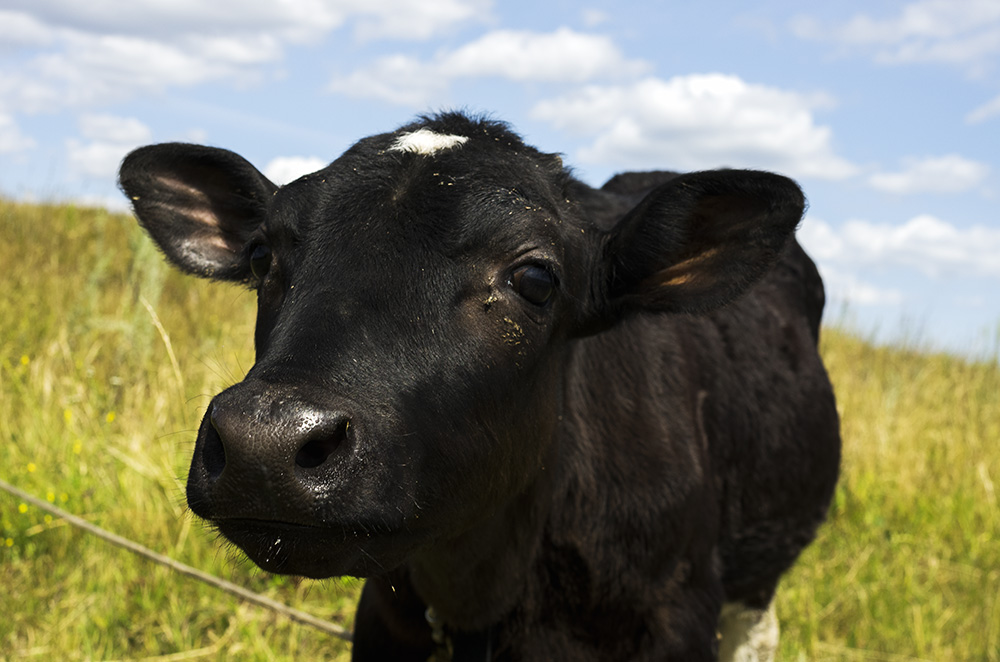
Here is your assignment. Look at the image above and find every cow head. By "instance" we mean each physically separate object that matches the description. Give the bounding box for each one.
[119,113,803,580]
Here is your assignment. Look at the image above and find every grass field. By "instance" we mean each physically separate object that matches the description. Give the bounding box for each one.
[2,200,998,661]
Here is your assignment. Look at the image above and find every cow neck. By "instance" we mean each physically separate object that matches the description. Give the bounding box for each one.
[407,470,552,632]
[424,605,497,662]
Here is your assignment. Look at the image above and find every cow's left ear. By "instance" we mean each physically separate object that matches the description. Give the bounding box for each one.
[592,169,804,321]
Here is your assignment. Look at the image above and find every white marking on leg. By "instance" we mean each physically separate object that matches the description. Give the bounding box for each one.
[718,600,779,662]
[388,128,469,156]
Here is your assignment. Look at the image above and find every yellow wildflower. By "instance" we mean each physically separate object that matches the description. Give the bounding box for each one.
[18,503,27,514]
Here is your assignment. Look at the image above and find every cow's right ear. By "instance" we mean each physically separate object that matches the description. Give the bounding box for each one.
[580,169,804,331]
[118,143,277,281]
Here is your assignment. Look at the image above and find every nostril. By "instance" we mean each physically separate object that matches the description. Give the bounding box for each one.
[295,439,337,469]
[295,419,348,469]
[203,408,228,478]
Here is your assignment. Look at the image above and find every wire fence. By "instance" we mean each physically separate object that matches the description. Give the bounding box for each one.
[0,477,353,643]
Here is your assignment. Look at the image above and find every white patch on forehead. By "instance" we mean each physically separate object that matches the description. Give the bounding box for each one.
[388,128,469,156]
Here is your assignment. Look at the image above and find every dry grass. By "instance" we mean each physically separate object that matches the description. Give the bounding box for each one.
[777,330,1000,661]
[2,200,997,660]
[1,200,356,661]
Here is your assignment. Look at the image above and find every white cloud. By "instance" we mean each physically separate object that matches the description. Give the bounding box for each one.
[0,0,489,115]
[531,74,857,180]
[1,0,485,43]
[351,0,490,41]
[791,1,1000,74]
[0,10,56,47]
[0,1,341,42]
[0,72,61,115]
[441,28,647,82]
[330,54,449,106]
[582,9,610,28]
[329,28,647,106]
[798,218,904,306]
[0,114,35,153]
[868,154,990,194]
[815,264,905,306]
[6,32,285,113]
[67,140,136,179]
[799,215,1000,279]
[1,33,277,115]
[967,94,1000,124]
[67,114,152,179]
[79,114,154,144]
[263,156,328,186]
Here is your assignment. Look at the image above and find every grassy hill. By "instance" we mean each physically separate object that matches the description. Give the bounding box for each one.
[2,200,997,661]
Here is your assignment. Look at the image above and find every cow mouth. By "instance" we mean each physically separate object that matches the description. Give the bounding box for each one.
[214,518,420,579]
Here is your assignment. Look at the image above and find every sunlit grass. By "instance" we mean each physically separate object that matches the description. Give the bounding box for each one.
[1,200,356,661]
[777,330,1000,661]
[2,199,997,660]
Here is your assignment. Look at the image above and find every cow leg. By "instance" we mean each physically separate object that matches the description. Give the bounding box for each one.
[717,600,779,662]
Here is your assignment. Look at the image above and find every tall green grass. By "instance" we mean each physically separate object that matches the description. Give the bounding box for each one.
[778,330,1000,661]
[1,200,355,661]
[2,200,997,660]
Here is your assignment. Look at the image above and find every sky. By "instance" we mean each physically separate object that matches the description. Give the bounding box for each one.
[1,0,998,356]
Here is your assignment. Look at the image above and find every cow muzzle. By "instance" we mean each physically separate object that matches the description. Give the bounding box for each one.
[187,379,354,525]
[185,378,444,577]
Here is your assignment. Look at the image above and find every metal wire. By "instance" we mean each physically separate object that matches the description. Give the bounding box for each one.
[0,478,352,642]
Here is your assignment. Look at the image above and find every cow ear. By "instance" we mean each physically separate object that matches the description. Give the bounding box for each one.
[118,143,277,281]
[595,169,804,320]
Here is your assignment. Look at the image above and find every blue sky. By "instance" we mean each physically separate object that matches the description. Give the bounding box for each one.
[2,0,998,355]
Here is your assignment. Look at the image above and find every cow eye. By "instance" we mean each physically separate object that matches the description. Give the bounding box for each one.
[510,264,556,306]
[249,243,272,281]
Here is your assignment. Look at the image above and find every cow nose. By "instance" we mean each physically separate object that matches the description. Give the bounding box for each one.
[205,403,348,474]
[188,381,354,521]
